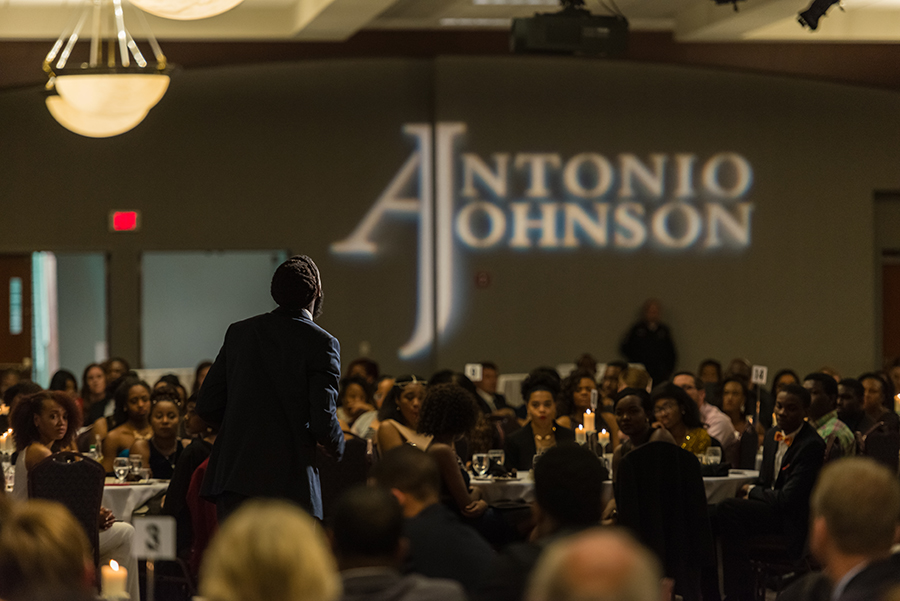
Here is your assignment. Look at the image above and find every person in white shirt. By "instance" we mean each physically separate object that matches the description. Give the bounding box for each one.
[672,371,734,447]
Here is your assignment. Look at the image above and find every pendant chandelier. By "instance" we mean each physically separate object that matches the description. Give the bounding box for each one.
[129,0,244,21]
[44,0,170,138]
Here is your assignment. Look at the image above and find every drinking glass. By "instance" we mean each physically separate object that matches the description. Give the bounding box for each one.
[706,447,722,465]
[129,454,143,477]
[487,449,505,468]
[3,462,13,492]
[113,457,130,483]
[472,453,490,478]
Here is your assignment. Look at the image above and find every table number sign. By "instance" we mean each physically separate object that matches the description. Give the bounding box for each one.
[751,365,768,386]
[133,516,176,560]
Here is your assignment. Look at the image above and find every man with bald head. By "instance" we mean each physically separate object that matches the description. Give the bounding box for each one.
[526,528,667,601]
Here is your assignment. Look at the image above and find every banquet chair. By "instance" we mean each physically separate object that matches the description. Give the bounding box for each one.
[747,534,816,601]
[28,451,105,568]
[857,422,900,474]
[615,441,715,601]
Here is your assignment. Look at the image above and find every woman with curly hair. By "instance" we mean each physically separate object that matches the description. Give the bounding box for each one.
[504,372,576,471]
[417,383,486,519]
[556,368,619,450]
[9,390,82,500]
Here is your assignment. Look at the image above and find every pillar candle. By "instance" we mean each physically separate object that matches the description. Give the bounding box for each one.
[583,409,596,432]
[101,560,127,598]
[575,424,587,444]
[597,429,610,448]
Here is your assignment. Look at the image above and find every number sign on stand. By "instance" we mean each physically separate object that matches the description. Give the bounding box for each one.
[133,516,176,601]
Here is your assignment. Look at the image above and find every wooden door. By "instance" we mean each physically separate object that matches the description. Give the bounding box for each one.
[884,262,900,363]
[0,255,32,367]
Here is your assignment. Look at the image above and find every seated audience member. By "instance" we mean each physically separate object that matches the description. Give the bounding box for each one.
[619,365,652,392]
[859,372,900,432]
[698,359,723,408]
[81,363,111,425]
[428,370,499,456]
[155,374,188,405]
[505,373,576,471]
[804,372,855,457]
[0,499,96,601]
[370,445,494,593]
[376,375,430,454]
[100,377,153,473]
[10,390,140,601]
[48,370,79,404]
[416,383,486,520]
[0,367,21,398]
[200,499,340,601]
[599,361,628,411]
[771,369,800,397]
[651,383,711,454]
[779,457,900,601]
[836,378,877,433]
[192,360,213,395]
[716,384,826,601]
[574,353,598,378]
[556,369,618,449]
[726,357,775,430]
[103,357,130,385]
[612,388,675,477]
[475,361,513,416]
[525,528,666,601]
[347,357,379,385]
[673,371,733,447]
[331,486,467,601]
[374,375,395,409]
[476,444,608,601]
[164,395,218,560]
[720,377,759,469]
[131,387,184,479]
[337,376,379,440]
[1,381,42,432]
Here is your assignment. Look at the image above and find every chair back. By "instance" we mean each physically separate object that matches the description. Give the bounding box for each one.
[186,457,217,580]
[615,441,715,601]
[317,435,370,520]
[823,433,844,463]
[28,451,105,567]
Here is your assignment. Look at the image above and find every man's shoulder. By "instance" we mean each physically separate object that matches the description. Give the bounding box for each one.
[228,312,336,342]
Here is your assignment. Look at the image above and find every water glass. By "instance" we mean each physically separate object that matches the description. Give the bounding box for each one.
[472,453,490,478]
[487,449,505,468]
[113,457,130,483]
[129,454,143,476]
[706,447,722,465]
[3,462,13,493]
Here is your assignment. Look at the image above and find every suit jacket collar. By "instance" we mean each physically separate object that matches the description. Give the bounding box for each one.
[272,306,313,321]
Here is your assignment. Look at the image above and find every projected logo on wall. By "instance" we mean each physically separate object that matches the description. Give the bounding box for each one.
[332,123,755,359]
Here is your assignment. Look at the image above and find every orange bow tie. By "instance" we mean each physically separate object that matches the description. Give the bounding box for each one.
[774,431,793,446]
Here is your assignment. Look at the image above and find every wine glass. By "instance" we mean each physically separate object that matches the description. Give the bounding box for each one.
[706,447,722,465]
[113,458,130,483]
[487,449,505,469]
[472,453,490,478]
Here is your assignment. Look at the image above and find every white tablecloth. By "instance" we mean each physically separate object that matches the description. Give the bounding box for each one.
[102,479,169,523]
[471,470,759,506]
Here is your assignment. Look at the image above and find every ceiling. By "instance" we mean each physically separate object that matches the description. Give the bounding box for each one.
[2,0,900,43]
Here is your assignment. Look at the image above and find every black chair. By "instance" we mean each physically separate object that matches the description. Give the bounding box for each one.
[615,441,715,601]
[28,451,105,568]
[748,534,817,601]
[317,435,370,521]
[858,422,900,473]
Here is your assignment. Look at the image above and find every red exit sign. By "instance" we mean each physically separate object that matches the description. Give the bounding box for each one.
[109,211,141,232]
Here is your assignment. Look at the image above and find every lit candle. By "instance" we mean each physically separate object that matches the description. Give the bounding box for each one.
[583,409,596,432]
[575,424,587,444]
[597,429,610,449]
[101,560,127,598]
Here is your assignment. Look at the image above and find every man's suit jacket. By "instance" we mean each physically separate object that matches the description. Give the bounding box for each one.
[197,307,345,519]
[779,554,900,601]
[749,421,825,551]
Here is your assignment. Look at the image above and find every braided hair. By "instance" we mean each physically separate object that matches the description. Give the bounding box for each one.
[271,255,323,318]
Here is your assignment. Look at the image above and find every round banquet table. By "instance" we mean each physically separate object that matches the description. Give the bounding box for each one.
[470,469,759,506]
[102,478,170,523]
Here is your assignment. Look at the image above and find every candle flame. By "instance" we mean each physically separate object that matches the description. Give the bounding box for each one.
[110,560,119,571]
[577,424,583,430]
[585,409,591,415]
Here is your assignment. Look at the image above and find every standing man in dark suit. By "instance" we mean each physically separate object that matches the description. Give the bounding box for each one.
[197,255,345,522]
[716,384,826,601]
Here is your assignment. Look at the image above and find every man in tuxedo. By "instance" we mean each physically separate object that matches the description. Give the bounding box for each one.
[198,255,345,522]
[779,457,900,601]
[716,384,826,601]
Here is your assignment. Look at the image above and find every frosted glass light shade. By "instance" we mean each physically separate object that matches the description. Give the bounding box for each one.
[55,74,169,116]
[129,0,244,20]
[46,96,149,138]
